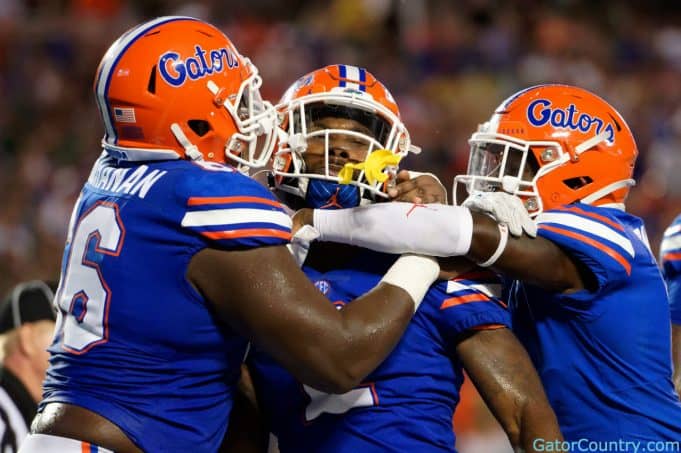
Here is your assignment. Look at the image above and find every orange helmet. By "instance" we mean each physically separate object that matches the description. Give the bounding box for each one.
[454,84,638,216]
[94,16,277,169]
[272,64,419,203]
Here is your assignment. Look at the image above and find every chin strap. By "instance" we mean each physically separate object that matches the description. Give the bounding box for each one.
[171,123,203,161]
[580,179,635,206]
[574,130,611,155]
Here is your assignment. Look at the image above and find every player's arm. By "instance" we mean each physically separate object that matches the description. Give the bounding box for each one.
[464,212,586,292]
[220,365,268,453]
[188,246,438,394]
[456,328,564,452]
[302,203,585,293]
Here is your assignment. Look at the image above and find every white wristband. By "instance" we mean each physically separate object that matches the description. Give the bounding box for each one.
[477,223,509,267]
[313,203,473,257]
[379,254,440,312]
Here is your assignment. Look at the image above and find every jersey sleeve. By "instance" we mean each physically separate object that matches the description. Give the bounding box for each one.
[535,204,634,305]
[660,215,681,324]
[176,162,291,250]
[425,270,511,348]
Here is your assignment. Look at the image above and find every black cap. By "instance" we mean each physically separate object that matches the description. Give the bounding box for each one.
[0,281,58,334]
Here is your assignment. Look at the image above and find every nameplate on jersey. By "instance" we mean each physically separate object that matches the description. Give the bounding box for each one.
[88,163,166,199]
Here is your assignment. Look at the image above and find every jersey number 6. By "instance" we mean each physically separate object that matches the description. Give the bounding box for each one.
[55,202,124,354]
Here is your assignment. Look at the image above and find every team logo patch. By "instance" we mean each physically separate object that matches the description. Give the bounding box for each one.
[527,99,614,143]
[314,280,331,295]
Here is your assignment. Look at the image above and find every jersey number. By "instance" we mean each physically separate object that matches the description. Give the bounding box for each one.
[303,383,379,422]
[56,202,124,354]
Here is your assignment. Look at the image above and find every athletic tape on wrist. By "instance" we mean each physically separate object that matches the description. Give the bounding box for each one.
[379,254,440,312]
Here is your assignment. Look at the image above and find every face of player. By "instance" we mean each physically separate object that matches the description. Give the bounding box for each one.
[303,117,374,176]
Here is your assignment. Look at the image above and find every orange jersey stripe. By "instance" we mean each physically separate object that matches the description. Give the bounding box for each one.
[81,442,91,453]
[441,293,490,310]
[188,196,283,209]
[202,228,291,241]
[663,252,681,262]
[558,205,625,232]
[540,224,631,275]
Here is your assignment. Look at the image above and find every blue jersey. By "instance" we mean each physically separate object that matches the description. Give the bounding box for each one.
[41,154,291,452]
[248,251,510,453]
[509,203,681,446]
[661,214,681,325]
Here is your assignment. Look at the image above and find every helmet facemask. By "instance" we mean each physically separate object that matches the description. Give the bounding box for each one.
[273,97,410,207]
[204,59,278,172]
[454,130,566,217]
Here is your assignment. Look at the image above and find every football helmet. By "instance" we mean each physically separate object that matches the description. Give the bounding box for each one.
[454,84,637,216]
[94,16,277,169]
[272,64,418,208]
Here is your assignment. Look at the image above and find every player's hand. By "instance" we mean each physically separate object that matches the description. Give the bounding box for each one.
[462,191,537,238]
[387,170,447,204]
[291,208,314,236]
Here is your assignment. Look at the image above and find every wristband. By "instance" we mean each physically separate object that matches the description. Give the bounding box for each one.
[379,254,440,312]
[477,223,509,267]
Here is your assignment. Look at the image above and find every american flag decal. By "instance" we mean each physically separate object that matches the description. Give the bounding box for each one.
[113,107,136,123]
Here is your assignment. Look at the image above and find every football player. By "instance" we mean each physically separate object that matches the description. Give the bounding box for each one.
[660,214,681,398]
[294,84,681,447]
[19,18,441,453]
[240,65,562,452]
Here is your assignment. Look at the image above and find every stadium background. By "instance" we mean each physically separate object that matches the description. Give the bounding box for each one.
[0,0,679,451]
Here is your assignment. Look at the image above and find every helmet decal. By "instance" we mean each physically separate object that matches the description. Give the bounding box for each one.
[337,64,366,91]
[158,45,240,87]
[526,99,615,143]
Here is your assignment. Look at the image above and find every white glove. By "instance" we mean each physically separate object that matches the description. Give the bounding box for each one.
[462,192,537,238]
[286,224,321,266]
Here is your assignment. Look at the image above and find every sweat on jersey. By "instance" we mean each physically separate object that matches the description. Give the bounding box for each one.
[508,203,681,448]
[248,250,510,453]
[41,154,291,452]
[660,213,681,325]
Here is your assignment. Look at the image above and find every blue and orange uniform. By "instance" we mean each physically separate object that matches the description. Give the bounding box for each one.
[509,203,681,447]
[248,251,510,453]
[41,153,291,452]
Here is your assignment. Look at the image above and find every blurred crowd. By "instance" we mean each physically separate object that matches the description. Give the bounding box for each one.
[0,0,679,450]
[1,0,680,293]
